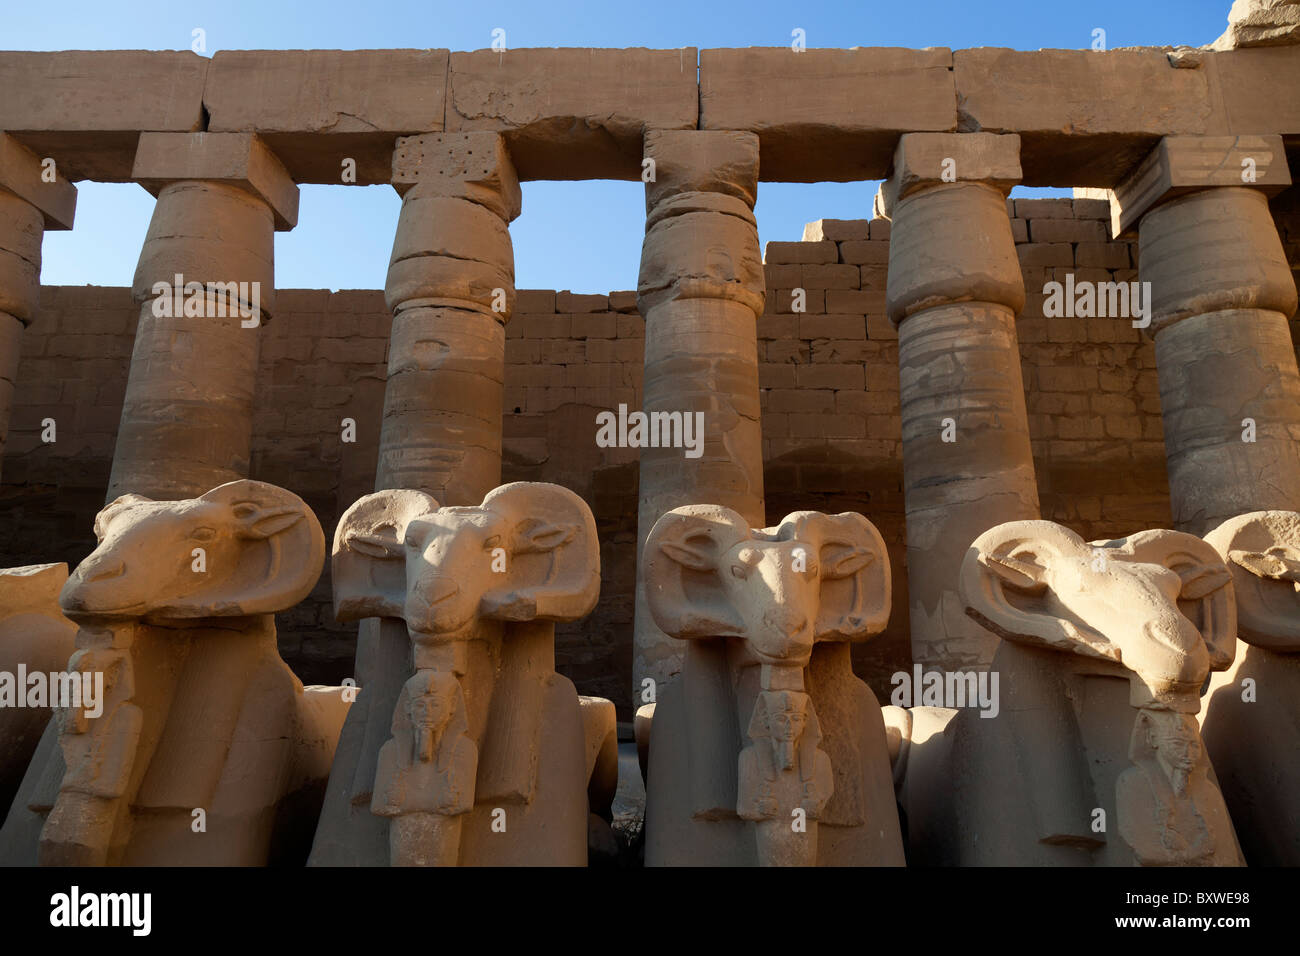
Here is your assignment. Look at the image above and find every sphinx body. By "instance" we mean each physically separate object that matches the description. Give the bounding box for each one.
[641,505,905,867]
[1200,510,1300,865]
[0,564,78,815]
[886,519,1244,866]
[0,480,350,866]
[308,481,604,866]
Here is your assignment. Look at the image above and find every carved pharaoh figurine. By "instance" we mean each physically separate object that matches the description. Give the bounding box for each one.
[885,519,1245,866]
[1201,510,1300,865]
[640,505,905,867]
[0,480,352,866]
[308,481,604,866]
[0,564,78,814]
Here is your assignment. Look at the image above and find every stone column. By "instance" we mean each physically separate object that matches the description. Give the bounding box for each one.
[0,134,76,482]
[310,134,520,865]
[1106,135,1300,534]
[632,130,766,702]
[874,132,1039,671]
[377,132,520,501]
[107,132,298,501]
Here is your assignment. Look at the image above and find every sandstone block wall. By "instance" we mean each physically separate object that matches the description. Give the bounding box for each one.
[4,197,1298,718]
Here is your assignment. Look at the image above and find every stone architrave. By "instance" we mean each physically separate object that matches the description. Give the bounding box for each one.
[0,480,350,866]
[1108,136,1300,535]
[1201,510,1300,865]
[874,132,1040,672]
[884,519,1243,866]
[641,505,904,867]
[0,133,76,481]
[309,482,600,866]
[0,563,77,813]
[632,130,766,708]
[311,133,523,865]
[107,132,298,502]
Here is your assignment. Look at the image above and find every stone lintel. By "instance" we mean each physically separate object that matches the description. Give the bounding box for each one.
[0,132,77,230]
[1107,134,1292,238]
[390,132,522,222]
[132,132,300,231]
[643,129,760,211]
[875,132,1021,220]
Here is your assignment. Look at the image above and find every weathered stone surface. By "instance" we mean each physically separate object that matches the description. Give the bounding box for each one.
[0,52,207,181]
[633,131,766,700]
[1107,134,1291,236]
[447,48,698,181]
[133,132,300,231]
[391,132,521,220]
[0,564,77,816]
[890,520,1241,866]
[879,142,1036,671]
[311,482,599,866]
[0,481,349,866]
[955,49,1221,185]
[700,48,956,182]
[1211,0,1300,49]
[0,134,76,230]
[1202,510,1300,865]
[203,50,448,185]
[0,190,44,324]
[112,179,279,502]
[643,505,904,866]
[1141,183,1297,324]
[877,132,1022,222]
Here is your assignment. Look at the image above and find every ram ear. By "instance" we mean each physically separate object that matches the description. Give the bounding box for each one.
[93,494,153,542]
[960,520,1120,662]
[332,489,439,622]
[643,506,750,639]
[477,482,599,622]
[1122,528,1238,672]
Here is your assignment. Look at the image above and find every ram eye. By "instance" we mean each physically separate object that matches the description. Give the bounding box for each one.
[483,534,502,550]
[190,527,217,542]
[731,563,750,579]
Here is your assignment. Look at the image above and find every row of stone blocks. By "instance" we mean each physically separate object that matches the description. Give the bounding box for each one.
[0,42,1294,184]
[0,479,1294,866]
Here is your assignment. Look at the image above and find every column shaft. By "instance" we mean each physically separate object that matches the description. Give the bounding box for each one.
[1140,187,1300,533]
[108,133,297,501]
[0,134,77,482]
[632,130,766,700]
[376,133,520,502]
[879,134,1039,671]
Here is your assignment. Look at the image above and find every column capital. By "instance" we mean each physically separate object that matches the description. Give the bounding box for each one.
[875,132,1021,220]
[0,133,77,230]
[392,132,520,222]
[1103,134,1292,238]
[132,132,299,231]
[642,129,759,211]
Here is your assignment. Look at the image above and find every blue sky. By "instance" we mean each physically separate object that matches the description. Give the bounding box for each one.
[11,0,1233,294]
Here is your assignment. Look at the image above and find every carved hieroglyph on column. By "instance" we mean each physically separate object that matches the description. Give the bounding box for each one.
[311,482,599,866]
[632,130,766,705]
[1106,136,1300,535]
[885,519,1243,866]
[642,505,904,867]
[874,133,1039,672]
[0,134,76,482]
[0,480,350,866]
[107,132,299,502]
[311,133,521,865]
[1201,510,1300,865]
